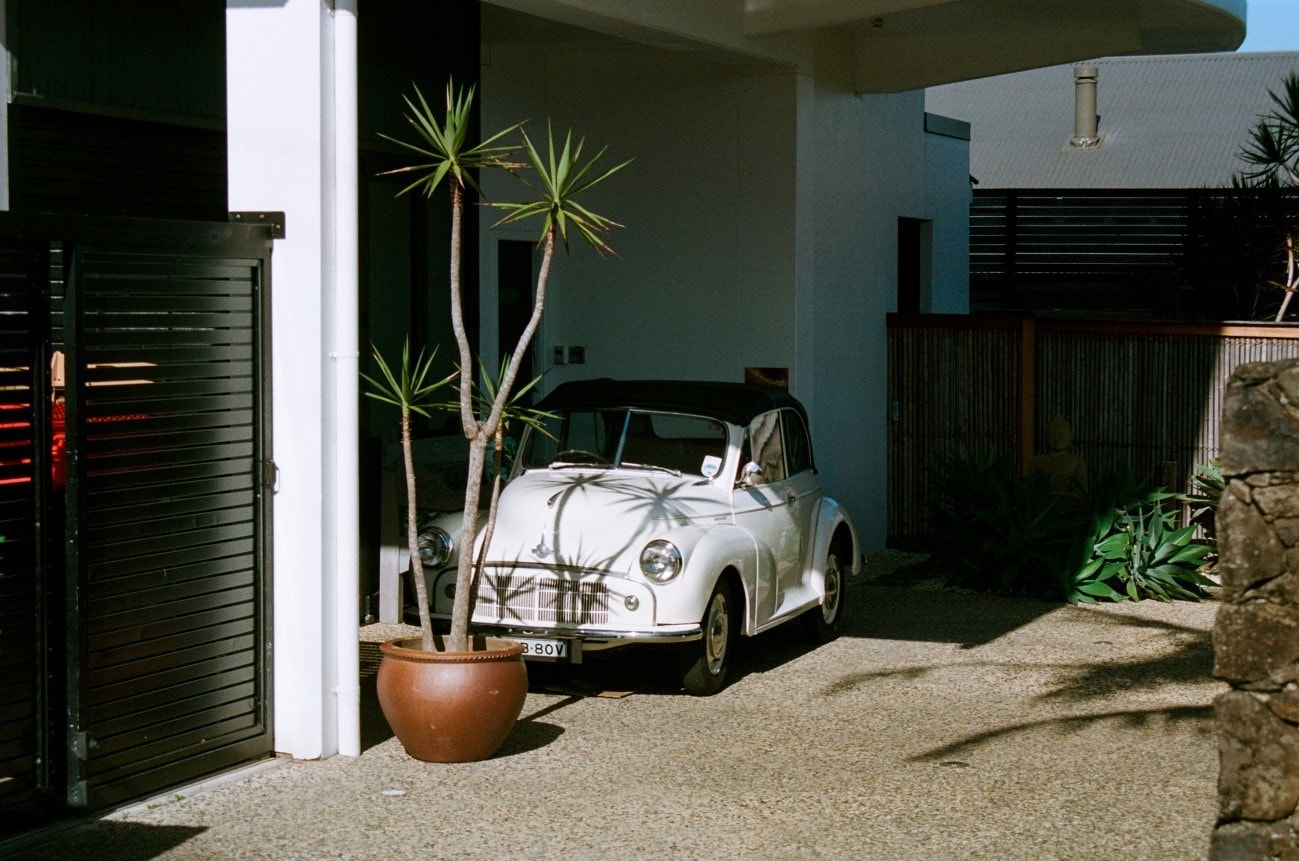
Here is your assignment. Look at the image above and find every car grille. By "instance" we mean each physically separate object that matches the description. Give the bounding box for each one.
[476,572,610,626]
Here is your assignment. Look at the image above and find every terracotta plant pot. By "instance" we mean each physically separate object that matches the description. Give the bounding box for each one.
[376,636,528,763]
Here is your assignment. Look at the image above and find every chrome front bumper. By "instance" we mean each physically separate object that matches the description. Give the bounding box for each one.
[470,622,704,663]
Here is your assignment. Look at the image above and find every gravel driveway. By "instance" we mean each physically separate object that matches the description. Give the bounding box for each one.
[13,560,1225,861]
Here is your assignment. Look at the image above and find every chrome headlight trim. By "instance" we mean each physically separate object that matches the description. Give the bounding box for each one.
[417,526,454,568]
[639,539,683,584]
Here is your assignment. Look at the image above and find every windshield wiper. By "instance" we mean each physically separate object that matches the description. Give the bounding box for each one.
[548,461,613,470]
[617,461,682,477]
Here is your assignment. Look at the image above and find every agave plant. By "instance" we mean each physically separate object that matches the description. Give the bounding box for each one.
[1065,471,1214,604]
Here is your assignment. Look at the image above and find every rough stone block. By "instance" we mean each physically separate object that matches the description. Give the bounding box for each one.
[1256,485,1299,520]
[1222,373,1299,475]
[1237,361,1294,387]
[1211,820,1286,861]
[1279,364,1299,406]
[1275,689,1299,724]
[1214,603,1299,686]
[1277,519,1299,548]
[1218,493,1287,600]
[1218,691,1299,821]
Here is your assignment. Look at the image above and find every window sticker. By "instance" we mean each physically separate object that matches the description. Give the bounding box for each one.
[700,455,723,479]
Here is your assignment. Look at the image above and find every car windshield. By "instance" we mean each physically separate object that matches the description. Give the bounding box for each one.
[519,408,729,477]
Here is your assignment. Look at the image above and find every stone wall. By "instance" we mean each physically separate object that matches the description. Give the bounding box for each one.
[1212,359,1299,860]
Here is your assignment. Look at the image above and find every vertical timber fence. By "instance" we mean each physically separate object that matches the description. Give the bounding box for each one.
[887,314,1299,546]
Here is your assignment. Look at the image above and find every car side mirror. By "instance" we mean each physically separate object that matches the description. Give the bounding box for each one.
[738,461,763,487]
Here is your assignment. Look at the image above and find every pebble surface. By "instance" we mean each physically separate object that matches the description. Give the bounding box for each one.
[13,554,1225,861]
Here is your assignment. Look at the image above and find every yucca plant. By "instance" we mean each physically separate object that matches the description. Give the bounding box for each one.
[1237,72,1299,320]
[359,341,453,650]
[439,358,555,593]
[383,80,628,653]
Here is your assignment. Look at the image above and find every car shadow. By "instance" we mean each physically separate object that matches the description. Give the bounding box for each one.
[845,580,1058,647]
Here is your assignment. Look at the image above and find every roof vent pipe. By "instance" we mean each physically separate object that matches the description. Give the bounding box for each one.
[1071,66,1100,147]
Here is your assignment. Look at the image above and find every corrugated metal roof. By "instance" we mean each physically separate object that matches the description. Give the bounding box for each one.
[925,51,1299,189]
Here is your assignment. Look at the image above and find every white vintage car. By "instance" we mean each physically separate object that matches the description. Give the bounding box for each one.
[417,379,860,695]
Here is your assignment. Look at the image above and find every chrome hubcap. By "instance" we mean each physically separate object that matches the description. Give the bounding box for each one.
[823,554,841,623]
[704,591,729,674]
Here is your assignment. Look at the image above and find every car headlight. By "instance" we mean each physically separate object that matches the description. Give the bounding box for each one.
[640,540,682,584]
[417,526,453,567]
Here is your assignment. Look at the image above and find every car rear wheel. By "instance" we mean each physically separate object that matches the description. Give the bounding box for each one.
[802,549,845,643]
[680,579,735,696]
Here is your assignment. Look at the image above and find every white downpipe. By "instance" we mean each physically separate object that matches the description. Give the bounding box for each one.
[330,0,361,758]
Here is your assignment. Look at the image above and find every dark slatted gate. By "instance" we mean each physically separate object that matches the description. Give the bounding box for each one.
[0,239,49,823]
[0,213,273,825]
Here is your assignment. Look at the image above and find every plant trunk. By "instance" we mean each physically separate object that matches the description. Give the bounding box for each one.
[1278,236,1297,322]
[402,410,436,651]
[448,433,489,651]
[446,229,557,653]
[474,426,506,580]
[448,183,477,439]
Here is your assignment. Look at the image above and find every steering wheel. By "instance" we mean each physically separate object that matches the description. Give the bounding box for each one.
[553,449,610,465]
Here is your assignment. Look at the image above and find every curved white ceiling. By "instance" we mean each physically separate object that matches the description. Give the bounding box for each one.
[485,0,1247,92]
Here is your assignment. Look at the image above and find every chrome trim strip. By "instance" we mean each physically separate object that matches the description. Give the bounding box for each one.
[471,623,703,651]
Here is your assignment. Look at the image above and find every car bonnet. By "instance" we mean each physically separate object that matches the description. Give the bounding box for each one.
[482,467,731,573]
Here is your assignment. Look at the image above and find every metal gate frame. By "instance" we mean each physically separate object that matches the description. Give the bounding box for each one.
[0,211,274,823]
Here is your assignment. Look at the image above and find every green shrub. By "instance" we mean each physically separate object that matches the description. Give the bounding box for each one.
[928,454,1213,603]
[929,452,1075,597]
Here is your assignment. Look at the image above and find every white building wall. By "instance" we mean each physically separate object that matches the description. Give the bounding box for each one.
[226,0,360,760]
[795,51,919,550]
[924,128,972,315]
[479,36,969,550]
[479,51,799,388]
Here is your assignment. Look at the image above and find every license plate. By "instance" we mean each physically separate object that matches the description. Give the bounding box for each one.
[514,637,572,661]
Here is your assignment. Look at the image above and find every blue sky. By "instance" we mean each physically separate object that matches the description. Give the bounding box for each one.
[1238,0,1299,51]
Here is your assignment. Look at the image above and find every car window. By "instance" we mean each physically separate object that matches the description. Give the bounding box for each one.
[781,410,813,475]
[519,408,727,476]
[620,412,727,475]
[746,411,785,483]
[521,409,616,467]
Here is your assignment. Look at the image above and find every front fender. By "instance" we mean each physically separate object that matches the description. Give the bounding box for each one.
[649,524,759,631]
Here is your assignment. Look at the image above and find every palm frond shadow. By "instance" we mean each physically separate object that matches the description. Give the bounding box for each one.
[908,705,1213,764]
[524,470,717,573]
[836,584,1219,762]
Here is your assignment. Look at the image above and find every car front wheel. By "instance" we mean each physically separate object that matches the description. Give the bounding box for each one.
[680,579,735,696]
[802,549,845,643]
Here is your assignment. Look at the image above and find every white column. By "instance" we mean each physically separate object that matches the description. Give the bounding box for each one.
[328,0,361,759]
[227,0,344,760]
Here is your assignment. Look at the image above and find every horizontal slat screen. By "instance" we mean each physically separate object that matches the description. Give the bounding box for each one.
[0,244,42,821]
[970,188,1299,317]
[76,247,268,808]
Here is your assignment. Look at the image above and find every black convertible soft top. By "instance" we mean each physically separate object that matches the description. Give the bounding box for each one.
[536,379,808,427]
